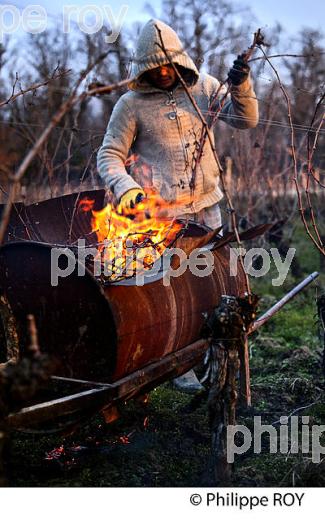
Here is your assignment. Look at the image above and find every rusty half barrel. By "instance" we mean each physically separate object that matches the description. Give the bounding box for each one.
[0,192,247,383]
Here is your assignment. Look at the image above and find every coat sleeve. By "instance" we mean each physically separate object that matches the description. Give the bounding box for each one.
[207,74,259,129]
[97,95,143,201]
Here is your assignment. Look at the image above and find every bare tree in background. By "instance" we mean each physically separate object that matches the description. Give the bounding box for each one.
[161,0,254,76]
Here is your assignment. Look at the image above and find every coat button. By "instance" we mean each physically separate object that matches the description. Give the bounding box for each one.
[168,113,176,120]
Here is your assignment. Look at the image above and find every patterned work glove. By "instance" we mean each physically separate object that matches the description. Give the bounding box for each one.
[227,54,250,85]
[118,188,145,213]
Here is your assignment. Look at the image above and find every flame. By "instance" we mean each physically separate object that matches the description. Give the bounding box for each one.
[79,190,184,282]
[78,197,95,212]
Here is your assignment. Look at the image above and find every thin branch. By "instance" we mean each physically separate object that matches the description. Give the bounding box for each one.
[272,398,322,426]
[68,145,99,244]
[86,78,133,97]
[258,45,325,257]
[0,70,71,109]
[0,53,112,244]
[306,90,325,247]
[249,52,325,62]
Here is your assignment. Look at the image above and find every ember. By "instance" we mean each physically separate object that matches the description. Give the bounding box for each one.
[119,435,131,445]
[44,444,84,468]
[45,445,65,460]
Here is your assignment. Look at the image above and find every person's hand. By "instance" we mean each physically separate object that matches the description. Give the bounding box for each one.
[118,188,145,214]
[227,54,250,85]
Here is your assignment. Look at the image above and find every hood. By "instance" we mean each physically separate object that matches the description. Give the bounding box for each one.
[128,19,199,92]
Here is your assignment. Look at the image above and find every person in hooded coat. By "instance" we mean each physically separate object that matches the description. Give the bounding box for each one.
[97,18,259,230]
[97,19,259,392]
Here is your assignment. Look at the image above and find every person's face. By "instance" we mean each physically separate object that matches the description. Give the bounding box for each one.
[146,64,177,90]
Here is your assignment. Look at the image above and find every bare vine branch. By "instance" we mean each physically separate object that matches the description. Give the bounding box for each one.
[0,69,71,109]
[258,45,325,257]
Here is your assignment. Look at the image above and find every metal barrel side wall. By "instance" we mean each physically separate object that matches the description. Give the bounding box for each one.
[106,244,246,381]
[0,242,118,381]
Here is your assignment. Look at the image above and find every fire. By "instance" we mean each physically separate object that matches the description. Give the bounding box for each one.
[80,190,184,282]
[78,197,95,212]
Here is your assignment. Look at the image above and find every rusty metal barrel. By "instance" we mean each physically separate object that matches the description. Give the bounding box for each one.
[0,191,247,382]
[106,243,245,380]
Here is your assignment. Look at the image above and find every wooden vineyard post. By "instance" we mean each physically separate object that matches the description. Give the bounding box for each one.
[225,156,233,230]
[239,335,251,407]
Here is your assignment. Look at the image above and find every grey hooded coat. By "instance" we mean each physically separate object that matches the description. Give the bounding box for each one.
[97,19,259,226]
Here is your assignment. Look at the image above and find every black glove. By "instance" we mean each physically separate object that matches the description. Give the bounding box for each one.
[227,54,250,86]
